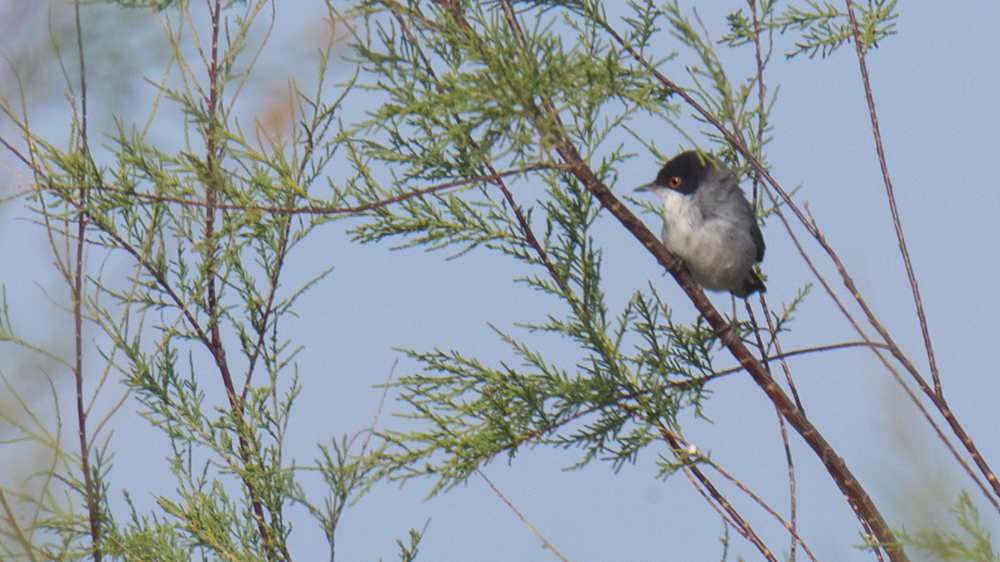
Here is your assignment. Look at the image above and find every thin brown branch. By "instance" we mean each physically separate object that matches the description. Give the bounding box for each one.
[71,1,100,559]
[746,285,802,561]
[758,295,805,412]
[380,0,446,32]
[479,471,571,562]
[431,0,471,31]
[81,165,556,217]
[577,18,910,562]
[842,0,940,398]
[804,203,1000,505]
[751,295,802,561]
[654,423,779,562]
[487,165,568,294]
[355,360,397,456]
[202,0,277,557]
[775,407,800,562]
[759,296,802,561]
[204,0,228,403]
[73,201,99,562]
[692,434,819,562]
[750,0,767,203]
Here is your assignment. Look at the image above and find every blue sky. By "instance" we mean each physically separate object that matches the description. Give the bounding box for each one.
[1,2,999,561]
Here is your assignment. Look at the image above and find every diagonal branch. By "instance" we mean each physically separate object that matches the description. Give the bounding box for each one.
[842,0,940,398]
[546,125,907,562]
[500,7,911,561]
[651,422,780,562]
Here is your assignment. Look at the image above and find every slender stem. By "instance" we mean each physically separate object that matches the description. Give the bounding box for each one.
[480,471,571,562]
[769,183,1000,514]
[72,1,101,559]
[748,6,800,553]
[201,1,278,557]
[697,435,819,562]
[78,165,557,217]
[654,423,779,562]
[842,0,941,398]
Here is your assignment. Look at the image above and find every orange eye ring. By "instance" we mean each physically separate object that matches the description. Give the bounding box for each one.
[668,176,682,189]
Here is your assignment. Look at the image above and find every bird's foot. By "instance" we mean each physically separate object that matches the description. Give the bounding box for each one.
[718,319,743,347]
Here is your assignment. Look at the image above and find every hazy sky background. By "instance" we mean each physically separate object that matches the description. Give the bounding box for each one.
[1,2,999,561]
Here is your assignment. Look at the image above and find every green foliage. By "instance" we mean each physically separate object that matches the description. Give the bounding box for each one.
[1,0,361,559]
[395,527,424,562]
[344,0,804,506]
[723,0,898,59]
[896,492,999,562]
[378,286,725,494]
[5,0,991,561]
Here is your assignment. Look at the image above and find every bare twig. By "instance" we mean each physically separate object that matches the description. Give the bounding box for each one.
[653,423,780,562]
[71,1,100,559]
[843,0,940,398]
[479,471,571,562]
[693,436,819,562]
[745,0,805,415]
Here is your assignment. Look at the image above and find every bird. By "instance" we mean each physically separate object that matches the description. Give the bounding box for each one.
[635,150,765,297]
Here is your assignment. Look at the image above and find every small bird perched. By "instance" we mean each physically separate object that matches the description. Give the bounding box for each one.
[636,150,765,297]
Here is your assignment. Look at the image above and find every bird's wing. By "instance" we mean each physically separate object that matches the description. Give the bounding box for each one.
[750,219,765,263]
[697,171,765,263]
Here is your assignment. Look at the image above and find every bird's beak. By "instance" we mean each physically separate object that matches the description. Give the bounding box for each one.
[634,182,657,192]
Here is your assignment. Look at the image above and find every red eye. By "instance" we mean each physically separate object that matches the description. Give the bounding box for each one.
[668,176,682,189]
